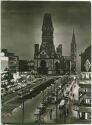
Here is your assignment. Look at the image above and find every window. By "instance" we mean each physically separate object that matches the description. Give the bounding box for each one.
[85,88,87,92]
[85,113,87,119]
[86,99,91,104]
[87,112,91,119]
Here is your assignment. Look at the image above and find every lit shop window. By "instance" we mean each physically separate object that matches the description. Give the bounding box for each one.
[85,113,88,119]
[85,73,89,79]
[86,99,91,104]
[79,112,82,118]
[81,74,85,79]
[85,88,88,92]
[87,112,91,119]
[79,112,85,119]
[81,72,91,80]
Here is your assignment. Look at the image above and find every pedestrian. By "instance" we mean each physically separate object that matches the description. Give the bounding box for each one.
[63,104,67,123]
[49,109,52,120]
[59,110,62,120]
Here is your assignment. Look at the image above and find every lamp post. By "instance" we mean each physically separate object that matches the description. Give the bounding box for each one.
[70,61,71,75]
[41,90,45,104]
[55,89,58,123]
[20,89,25,125]
[22,99,24,125]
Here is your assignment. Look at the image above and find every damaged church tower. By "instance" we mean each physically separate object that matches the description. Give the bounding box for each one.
[34,13,56,75]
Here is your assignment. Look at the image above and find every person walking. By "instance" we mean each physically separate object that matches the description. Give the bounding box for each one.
[49,109,53,120]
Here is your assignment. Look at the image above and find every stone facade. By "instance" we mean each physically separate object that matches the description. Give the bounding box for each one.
[80,45,91,72]
[34,13,76,75]
[1,49,19,73]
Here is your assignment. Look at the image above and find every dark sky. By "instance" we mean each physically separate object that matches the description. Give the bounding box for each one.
[1,1,91,69]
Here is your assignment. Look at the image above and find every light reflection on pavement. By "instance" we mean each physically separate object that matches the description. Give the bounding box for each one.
[2,93,42,123]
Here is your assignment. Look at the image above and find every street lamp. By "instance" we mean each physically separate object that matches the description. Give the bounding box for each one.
[41,90,45,104]
[55,89,58,123]
[19,89,25,125]
[22,99,24,125]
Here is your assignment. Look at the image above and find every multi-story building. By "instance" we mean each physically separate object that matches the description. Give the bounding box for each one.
[0,52,9,72]
[78,73,91,120]
[19,60,29,72]
[34,13,75,75]
[19,60,34,72]
[1,52,9,88]
[78,45,91,121]
[72,45,91,123]
[1,49,19,73]
[80,45,91,72]
[8,53,19,73]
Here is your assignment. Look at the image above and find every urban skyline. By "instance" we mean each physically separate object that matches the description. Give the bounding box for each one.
[1,1,91,124]
[2,1,91,61]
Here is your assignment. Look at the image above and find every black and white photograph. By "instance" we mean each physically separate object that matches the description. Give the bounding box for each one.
[1,1,91,124]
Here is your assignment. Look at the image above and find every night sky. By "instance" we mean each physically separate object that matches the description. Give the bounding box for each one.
[1,1,91,71]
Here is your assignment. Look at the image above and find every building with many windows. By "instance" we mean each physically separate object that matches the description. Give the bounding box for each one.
[78,73,91,120]
[0,52,9,72]
[1,49,19,73]
[19,60,34,72]
[80,45,91,72]
[72,45,91,123]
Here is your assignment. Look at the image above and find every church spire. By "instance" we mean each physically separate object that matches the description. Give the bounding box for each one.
[40,13,55,57]
[42,13,54,37]
[71,28,77,74]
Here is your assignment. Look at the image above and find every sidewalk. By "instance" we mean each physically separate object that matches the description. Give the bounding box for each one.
[37,100,74,124]
[40,105,56,123]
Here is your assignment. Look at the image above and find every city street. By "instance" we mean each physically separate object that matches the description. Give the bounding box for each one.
[2,75,78,124]
[2,74,91,124]
[2,76,58,123]
[1,2,91,124]
[2,92,42,123]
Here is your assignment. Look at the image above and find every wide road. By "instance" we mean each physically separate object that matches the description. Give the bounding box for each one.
[2,92,42,123]
[2,78,44,115]
[2,77,43,104]
[2,76,59,123]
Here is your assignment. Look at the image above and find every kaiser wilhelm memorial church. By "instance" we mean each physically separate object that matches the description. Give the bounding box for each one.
[34,13,77,75]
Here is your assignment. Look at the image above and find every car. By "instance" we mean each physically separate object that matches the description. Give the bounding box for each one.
[37,103,46,114]
[51,96,56,104]
[58,99,65,109]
